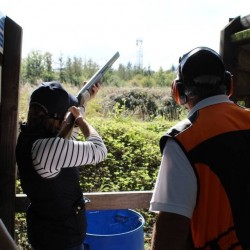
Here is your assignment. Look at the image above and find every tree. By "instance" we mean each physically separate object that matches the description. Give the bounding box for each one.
[20,50,177,87]
[83,59,99,80]
[42,52,54,82]
[170,64,176,72]
[20,58,27,84]
[117,64,127,80]
[126,62,133,80]
[154,67,167,87]
[24,50,44,84]
[65,57,74,84]
[71,56,83,86]
[58,54,67,83]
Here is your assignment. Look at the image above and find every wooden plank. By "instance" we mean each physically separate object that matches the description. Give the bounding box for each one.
[219,16,242,69]
[237,47,250,71]
[0,16,22,237]
[233,70,250,95]
[220,16,250,104]
[15,191,153,213]
[85,191,153,210]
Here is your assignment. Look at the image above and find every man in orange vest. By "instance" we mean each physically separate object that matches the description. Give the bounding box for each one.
[150,47,250,249]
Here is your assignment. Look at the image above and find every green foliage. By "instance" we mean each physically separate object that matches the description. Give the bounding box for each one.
[15,213,30,249]
[64,56,85,86]
[42,52,55,82]
[113,91,158,120]
[22,51,44,84]
[79,118,172,192]
[82,59,99,80]
[101,87,187,121]
[20,50,177,88]
[153,67,176,87]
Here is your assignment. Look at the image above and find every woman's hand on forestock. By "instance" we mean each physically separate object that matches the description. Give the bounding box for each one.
[68,106,81,120]
[89,82,100,98]
[79,82,100,107]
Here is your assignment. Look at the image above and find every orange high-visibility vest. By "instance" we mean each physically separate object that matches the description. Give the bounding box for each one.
[160,102,250,249]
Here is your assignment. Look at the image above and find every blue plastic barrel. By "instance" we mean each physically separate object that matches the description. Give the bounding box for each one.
[84,209,145,250]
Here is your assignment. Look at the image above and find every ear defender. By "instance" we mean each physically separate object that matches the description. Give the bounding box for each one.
[224,71,233,97]
[173,47,233,104]
[172,79,187,105]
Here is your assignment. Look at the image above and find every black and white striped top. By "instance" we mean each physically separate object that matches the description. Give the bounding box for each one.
[31,128,107,179]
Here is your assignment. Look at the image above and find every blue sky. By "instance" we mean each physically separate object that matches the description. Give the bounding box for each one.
[1,0,249,70]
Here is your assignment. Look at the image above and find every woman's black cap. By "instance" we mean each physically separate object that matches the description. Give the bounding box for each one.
[29,81,78,119]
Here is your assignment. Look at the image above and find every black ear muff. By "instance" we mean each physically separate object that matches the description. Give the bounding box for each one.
[172,79,187,105]
[224,71,233,97]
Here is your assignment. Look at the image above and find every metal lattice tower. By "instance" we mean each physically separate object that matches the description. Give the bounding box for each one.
[136,38,143,69]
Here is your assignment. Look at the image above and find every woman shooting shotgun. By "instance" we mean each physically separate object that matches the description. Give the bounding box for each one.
[16,81,107,250]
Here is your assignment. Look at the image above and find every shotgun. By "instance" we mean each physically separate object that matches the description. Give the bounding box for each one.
[57,51,120,137]
[76,51,120,98]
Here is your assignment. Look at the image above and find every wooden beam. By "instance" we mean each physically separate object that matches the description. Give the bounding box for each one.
[85,191,153,210]
[219,16,243,69]
[15,191,153,212]
[233,70,250,96]
[237,47,250,71]
[0,16,22,237]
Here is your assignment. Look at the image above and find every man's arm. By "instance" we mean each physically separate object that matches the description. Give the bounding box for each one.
[151,211,190,250]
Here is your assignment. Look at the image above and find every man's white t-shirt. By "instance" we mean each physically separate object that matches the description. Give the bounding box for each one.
[150,95,233,218]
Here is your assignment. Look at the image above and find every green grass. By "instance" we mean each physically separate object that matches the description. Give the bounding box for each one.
[231,28,250,43]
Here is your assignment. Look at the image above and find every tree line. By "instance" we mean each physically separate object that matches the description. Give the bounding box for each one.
[21,50,177,87]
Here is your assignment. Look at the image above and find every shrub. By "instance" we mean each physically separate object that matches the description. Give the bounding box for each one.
[79,117,172,192]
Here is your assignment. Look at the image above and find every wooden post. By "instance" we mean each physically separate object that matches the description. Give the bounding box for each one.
[219,16,243,103]
[15,191,153,212]
[220,16,250,106]
[0,219,18,250]
[0,16,22,237]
